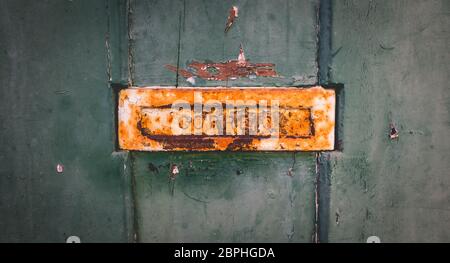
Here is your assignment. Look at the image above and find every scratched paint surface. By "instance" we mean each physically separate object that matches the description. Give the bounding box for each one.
[118,86,335,151]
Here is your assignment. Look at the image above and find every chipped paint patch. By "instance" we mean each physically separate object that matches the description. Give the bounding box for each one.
[389,123,399,139]
[165,46,277,81]
[186,76,196,85]
[225,6,238,33]
[118,86,336,151]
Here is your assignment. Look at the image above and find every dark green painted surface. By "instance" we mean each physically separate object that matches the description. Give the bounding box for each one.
[328,0,450,242]
[132,152,316,242]
[128,0,184,86]
[130,0,319,87]
[1,0,449,243]
[176,0,318,87]
[0,0,129,242]
[129,0,319,242]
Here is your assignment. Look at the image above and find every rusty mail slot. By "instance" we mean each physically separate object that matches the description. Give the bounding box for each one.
[118,86,335,151]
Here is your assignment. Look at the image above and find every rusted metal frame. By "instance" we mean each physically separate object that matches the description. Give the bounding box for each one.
[118,86,336,151]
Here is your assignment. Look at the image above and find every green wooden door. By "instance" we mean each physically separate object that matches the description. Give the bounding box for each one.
[1,0,449,243]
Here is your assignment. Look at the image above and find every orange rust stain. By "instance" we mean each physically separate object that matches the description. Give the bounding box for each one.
[165,46,277,81]
[123,88,329,108]
[214,137,235,150]
[118,86,335,151]
[279,108,312,137]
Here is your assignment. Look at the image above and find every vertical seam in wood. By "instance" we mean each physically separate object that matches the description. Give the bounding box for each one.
[314,0,333,243]
[318,0,332,84]
[175,0,186,87]
[314,153,320,243]
[129,152,140,243]
[106,0,112,83]
[125,0,138,242]
[127,0,134,86]
[175,13,182,87]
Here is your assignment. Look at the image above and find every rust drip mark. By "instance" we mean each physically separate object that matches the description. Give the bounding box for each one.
[225,6,238,33]
[165,46,278,81]
[389,123,399,140]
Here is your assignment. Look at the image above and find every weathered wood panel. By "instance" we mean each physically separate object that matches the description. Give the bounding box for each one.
[130,0,320,242]
[0,0,129,242]
[130,0,319,87]
[328,0,450,242]
[132,152,316,242]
